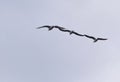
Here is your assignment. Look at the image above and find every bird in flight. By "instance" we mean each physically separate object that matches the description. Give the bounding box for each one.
[94,38,108,42]
[37,25,107,43]
[84,34,107,42]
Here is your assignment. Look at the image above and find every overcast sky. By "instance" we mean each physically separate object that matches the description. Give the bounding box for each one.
[0,0,120,82]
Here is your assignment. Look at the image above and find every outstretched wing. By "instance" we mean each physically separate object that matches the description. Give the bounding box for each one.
[97,38,107,40]
[54,26,65,30]
[58,29,71,33]
[36,25,51,29]
[84,34,96,40]
[93,38,107,42]
[71,31,84,36]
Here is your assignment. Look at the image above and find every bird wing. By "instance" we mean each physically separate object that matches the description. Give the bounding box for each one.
[59,29,71,33]
[72,31,84,36]
[93,38,107,43]
[97,38,107,40]
[36,25,51,29]
[54,26,65,29]
[84,35,96,40]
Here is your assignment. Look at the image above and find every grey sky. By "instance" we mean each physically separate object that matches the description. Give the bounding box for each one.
[0,0,120,82]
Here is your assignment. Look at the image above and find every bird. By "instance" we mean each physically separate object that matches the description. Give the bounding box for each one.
[37,25,108,43]
[70,31,84,36]
[94,38,107,42]
[84,34,107,42]
[36,25,54,31]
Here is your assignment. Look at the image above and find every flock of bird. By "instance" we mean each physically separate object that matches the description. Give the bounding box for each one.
[37,25,107,43]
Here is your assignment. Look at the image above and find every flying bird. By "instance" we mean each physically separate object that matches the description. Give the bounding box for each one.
[84,34,107,42]
[37,25,108,43]
[94,38,107,42]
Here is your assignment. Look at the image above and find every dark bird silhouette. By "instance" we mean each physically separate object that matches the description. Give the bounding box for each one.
[84,34,107,42]
[37,25,108,43]
[37,25,54,31]
[70,31,84,36]
[94,38,107,42]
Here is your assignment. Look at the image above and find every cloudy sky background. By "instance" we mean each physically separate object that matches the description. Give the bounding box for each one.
[0,0,120,82]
